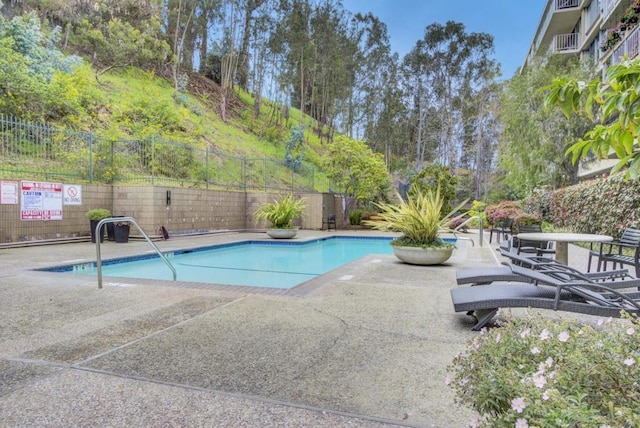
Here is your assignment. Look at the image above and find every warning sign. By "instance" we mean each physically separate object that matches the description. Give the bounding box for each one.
[0,181,19,204]
[63,184,82,205]
[20,181,63,221]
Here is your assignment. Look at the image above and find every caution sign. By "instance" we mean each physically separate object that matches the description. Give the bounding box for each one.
[63,184,82,205]
[20,181,63,221]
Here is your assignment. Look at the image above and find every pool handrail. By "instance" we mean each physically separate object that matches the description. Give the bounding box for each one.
[452,215,483,247]
[94,217,177,289]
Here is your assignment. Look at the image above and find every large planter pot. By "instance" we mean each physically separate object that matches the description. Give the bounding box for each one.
[265,228,298,239]
[392,245,454,265]
[89,220,105,243]
[106,216,125,241]
[114,223,130,243]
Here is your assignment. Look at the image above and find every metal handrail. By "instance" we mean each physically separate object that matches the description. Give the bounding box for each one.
[453,215,484,247]
[94,217,176,289]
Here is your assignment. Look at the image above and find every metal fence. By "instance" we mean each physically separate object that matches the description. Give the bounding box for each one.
[0,115,333,192]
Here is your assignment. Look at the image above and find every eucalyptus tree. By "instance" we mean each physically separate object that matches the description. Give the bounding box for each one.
[499,56,591,197]
[269,0,313,119]
[402,21,496,172]
[237,0,267,90]
[346,11,406,162]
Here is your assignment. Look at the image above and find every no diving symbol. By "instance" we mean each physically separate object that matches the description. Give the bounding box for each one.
[64,184,81,205]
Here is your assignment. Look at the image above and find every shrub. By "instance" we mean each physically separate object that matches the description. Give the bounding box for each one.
[485,201,523,225]
[548,173,640,237]
[448,312,640,427]
[348,209,363,226]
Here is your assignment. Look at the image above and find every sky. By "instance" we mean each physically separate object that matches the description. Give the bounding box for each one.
[341,0,547,79]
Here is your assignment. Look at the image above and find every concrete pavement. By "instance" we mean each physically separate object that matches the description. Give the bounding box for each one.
[0,230,597,427]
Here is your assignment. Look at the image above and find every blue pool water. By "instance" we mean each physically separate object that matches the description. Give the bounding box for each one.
[56,236,410,289]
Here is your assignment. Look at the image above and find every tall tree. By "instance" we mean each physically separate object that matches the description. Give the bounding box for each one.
[237,0,266,90]
[402,21,496,171]
[499,56,591,197]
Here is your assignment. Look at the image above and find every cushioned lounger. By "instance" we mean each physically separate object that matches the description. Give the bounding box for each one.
[451,282,640,331]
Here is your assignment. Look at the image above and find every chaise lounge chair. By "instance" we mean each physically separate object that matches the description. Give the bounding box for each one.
[457,252,635,287]
[452,266,640,331]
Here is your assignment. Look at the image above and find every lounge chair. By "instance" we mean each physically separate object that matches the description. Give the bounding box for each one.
[451,281,640,330]
[457,252,633,286]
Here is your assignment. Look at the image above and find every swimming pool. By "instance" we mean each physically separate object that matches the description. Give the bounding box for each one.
[48,236,407,289]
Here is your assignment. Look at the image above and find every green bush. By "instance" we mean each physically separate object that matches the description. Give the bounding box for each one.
[448,312,640,427]
[348,209,363,225]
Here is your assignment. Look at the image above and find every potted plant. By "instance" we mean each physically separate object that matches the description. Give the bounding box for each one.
[363,185,466,265]
[254,194,306,239]
[85,208,111,243]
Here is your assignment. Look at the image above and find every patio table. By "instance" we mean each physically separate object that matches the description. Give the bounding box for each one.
[516,232,613,265]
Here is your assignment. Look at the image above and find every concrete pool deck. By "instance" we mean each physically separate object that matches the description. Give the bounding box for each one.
[0,230,597,427]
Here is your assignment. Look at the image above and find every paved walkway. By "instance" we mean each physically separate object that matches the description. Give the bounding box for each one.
[0,230,596,427]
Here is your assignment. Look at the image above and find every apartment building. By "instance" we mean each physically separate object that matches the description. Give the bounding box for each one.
[523,0,639,178]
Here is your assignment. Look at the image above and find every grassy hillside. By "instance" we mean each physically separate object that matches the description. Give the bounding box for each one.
[64,67,332,191]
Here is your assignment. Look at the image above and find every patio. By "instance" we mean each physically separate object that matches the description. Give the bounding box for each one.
[0,230,595,427]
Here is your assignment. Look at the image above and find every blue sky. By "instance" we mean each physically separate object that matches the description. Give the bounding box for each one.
[341,0,546,79]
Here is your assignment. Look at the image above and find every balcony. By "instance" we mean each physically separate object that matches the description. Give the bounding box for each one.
[552,33,581,53]
[532,0,583,55]
[607,24,640,66]
[556,0,580,9]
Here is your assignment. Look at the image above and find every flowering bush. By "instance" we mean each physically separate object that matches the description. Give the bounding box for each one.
[447,312,640,427]
[546,173,640,237]
[485,201,523,225]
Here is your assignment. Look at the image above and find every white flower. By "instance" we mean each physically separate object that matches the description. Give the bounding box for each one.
[558,331,570,342]
[520,328,530,339]
[511,397,526,413]
[624,358,635,366]
[495,333,502,343]
[542,390,550,401]
[627,327,636,335]
[545,357,554,367]
[533,373,547,389]
[530,346,541,355]
[515,418,529,428]
[469,412,480,428]
[445,376,452,386]
[540,329,550,340]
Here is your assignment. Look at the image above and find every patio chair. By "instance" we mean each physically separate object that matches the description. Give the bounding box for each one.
[489,218,513,244]
[322,214,336,231]
[514,224,555,257]
[587,227,640,277]
[451,279,640,330]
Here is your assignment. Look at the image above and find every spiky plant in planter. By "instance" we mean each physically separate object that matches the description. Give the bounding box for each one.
[364,185,466,264]
[254,194,306,238]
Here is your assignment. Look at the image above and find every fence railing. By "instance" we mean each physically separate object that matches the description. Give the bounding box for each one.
[0,115,333,193]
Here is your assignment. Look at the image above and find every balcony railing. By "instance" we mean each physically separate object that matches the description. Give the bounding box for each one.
[553,33,580,52]
[556,0,580,9]
[610,25,640,66]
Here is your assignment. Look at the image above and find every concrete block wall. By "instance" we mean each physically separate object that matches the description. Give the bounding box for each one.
[0,180,343,244]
